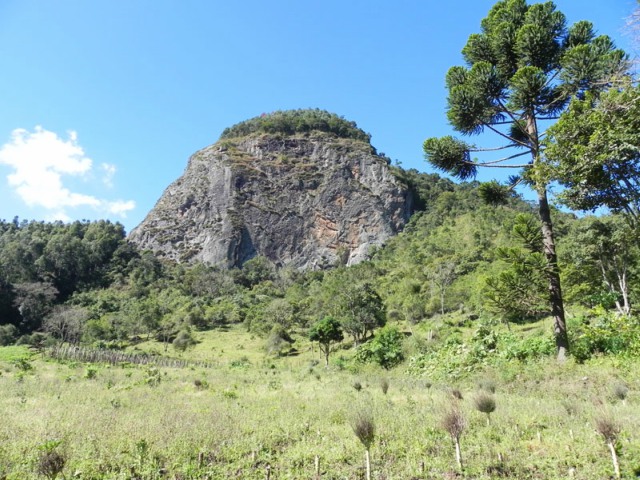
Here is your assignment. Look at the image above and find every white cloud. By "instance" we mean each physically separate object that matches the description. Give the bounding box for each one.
[0,126,135,219]
[105,200,136,217]
[45,211,72,223]
[101,162,117,188]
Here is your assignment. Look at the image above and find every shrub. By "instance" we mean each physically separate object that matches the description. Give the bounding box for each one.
[36,440,65,480]
[229,356,252,369]
[12,357,33,372]
[15,332,53,349]
[173,330,198,352]
[0,324,18,346]
[144,366,161,386]
[500,333,555,361]
[265,325,294,357]
[568,313,640,362]
[356,326,405,369]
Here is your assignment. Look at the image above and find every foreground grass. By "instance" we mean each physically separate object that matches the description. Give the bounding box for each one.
[0,328,639,479]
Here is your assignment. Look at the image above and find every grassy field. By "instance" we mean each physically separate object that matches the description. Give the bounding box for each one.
[1,324,639,479]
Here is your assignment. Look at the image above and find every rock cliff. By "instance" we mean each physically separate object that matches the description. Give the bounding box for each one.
[129,113,412,269]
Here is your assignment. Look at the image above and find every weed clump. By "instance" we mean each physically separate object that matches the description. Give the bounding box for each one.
[194,378,209,390]
[380,378,389,395]
[611,382,628,402]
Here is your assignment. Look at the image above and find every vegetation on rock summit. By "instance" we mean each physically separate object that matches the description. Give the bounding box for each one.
[220,108,372,143]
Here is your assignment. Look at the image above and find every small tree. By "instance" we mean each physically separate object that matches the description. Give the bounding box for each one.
[595,416,621,479]
[337,282,385,345]
[351,410,375,480]
[441,407,466,472]
[473,391,497,425]
[309,316,344,367]
[43,306,87,344]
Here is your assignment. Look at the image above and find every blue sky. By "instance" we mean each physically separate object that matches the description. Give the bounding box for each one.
[0,0,636,233]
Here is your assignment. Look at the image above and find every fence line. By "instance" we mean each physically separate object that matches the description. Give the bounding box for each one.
[46,345,213,369]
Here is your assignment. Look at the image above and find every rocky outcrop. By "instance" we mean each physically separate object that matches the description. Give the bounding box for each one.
[129,131,412,269]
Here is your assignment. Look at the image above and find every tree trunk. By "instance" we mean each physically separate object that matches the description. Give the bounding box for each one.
[618,268,631,315]
[608,440,621,479]
[525,111,569,360]
[365,449,371,480]
[537,188,569,360]
[454,438,463,471]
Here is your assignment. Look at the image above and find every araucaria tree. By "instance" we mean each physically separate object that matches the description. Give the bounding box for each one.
[423,0,628,360]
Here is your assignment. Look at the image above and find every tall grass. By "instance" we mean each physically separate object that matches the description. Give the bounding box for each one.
[0,327,639,479]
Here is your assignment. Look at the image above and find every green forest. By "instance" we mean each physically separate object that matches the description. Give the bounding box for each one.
[1,169,638,368]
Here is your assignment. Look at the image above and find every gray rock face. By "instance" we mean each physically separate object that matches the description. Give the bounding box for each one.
[129,133,412,269]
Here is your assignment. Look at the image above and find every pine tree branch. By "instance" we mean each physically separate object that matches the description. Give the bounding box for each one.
[476,151,531,165]
[469,144,521,152]
[484,122,531,149]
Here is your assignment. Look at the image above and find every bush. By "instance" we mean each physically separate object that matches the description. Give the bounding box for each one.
[0,324,17,346]
[173,330,198,352]
[568,313,640,363]
[36,440,65,480]
[356,326,405,369]
[499,333,555,361]
[15,332,54,349]
[265,325,294,357]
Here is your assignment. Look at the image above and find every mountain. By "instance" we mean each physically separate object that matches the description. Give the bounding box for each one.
[129,110,413,269]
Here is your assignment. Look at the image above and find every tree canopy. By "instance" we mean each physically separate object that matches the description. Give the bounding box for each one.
[546,84,640,225]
